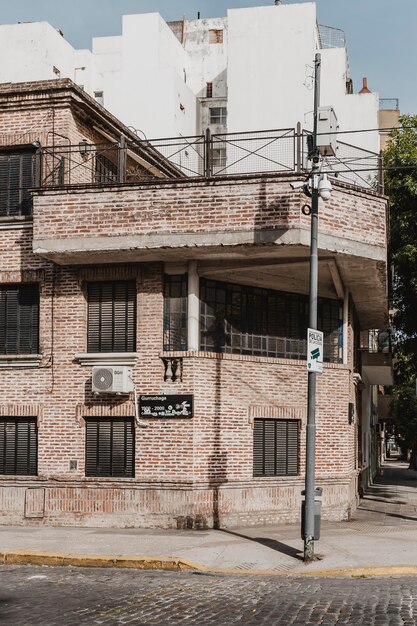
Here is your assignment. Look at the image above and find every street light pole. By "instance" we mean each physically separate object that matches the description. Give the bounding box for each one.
[303,52,321,562]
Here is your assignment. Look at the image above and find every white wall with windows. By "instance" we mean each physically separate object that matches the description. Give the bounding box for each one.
[0,2,379,151]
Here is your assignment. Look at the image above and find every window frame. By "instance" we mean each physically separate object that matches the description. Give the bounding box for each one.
[0,283,40,355]
[0,417,38,476]
[209,107,227,125]
[87,280,137,354]
[0,147,36,218]
[163,274,188,352]
[85,417,135,478]
[199,278,343,362]
[253,418,299,477]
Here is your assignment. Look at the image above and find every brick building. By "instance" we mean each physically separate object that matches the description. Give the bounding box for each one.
[0,80,388,528]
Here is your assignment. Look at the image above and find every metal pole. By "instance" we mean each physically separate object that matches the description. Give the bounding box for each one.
[303,52,321,563]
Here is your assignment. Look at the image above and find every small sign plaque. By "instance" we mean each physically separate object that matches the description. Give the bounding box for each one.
[139,394,193,418]
[307,328,323,373]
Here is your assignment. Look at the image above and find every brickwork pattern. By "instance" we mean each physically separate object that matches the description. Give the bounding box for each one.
[0,80,379,528]
[33,177,388,250]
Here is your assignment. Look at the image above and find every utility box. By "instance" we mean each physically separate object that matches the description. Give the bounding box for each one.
[301,487,323,540]
[317,106,338,156]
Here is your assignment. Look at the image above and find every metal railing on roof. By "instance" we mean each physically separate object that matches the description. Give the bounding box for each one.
[318,24,346,49]
[379,98,400,111]
[32,127,382,193]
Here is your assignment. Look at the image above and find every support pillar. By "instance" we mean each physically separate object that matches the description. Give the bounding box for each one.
[187,261,199,351]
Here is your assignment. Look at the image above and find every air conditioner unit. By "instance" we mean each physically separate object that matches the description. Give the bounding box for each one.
[91,366,134,394]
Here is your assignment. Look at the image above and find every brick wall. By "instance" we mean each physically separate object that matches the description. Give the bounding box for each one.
[0,80,375,528]
[33,177,387,249]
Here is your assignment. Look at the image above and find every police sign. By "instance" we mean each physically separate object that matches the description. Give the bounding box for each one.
[307,328,323,373]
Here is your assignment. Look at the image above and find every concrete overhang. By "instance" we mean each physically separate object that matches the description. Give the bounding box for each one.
[361,352,393,386]
[33,228,388,329]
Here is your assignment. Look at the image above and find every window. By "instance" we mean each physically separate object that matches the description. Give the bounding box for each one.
[87,281,136,353]
[163,274,187,351]
[200,279,343,362]
[209,29,223,44]
[95,153,118,184]
[253,419,299,477]
[85,417,134,477]
[0,149,35,217]
[94,91,104,106]
[0,417,38,475]
[0,284,39,355]
[209,107,227,125]
[212,147,226,173]
[206,82,213,98]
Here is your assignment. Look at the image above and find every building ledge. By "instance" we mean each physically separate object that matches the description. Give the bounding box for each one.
[75,353,139,367]
[160,350,347,369]
[0,354,42,368]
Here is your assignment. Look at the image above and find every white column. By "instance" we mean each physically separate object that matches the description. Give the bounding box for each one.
[343,289,349,364]
[187,260,199,351]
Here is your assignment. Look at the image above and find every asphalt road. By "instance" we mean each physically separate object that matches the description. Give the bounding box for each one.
[1,565,417,625]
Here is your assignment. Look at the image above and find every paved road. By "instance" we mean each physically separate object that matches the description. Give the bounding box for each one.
[1,566,417,625]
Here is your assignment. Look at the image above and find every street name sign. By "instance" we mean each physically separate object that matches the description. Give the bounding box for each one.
[307,328,323,373]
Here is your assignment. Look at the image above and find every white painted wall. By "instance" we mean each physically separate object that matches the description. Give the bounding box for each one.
[227,3,317,134]
[320,48,379,153]
[116,13,197,139]
[183,17,228,99]
[0,3,379,152]
[0,21,92,87]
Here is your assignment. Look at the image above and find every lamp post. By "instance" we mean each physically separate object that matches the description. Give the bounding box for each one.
[292,53,333,561]
[303,52,325,562]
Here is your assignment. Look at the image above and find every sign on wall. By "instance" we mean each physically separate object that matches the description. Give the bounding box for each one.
[139,395,193,418]
[307,328,323,373]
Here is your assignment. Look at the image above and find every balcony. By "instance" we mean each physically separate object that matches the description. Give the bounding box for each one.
[378,394,391,421]
[360,330,393,385]
[30,129,388,328]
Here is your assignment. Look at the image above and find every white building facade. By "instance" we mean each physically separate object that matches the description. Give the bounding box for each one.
[0,2,379,152]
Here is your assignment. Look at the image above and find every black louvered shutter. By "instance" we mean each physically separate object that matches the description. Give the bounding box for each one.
[253,419,299,477]
[0,151,34,217]
[0,417,38,475]
[85,418,134,477]
[87,281,136,353]
[0,284,39,355]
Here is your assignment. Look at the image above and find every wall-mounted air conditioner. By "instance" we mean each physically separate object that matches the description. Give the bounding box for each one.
[91,366,134,394]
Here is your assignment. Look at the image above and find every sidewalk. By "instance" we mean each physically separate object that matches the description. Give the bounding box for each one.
[2,459,417,576]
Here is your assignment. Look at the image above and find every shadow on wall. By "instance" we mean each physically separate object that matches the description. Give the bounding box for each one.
[208,355,227,530]
[253,179,293,245]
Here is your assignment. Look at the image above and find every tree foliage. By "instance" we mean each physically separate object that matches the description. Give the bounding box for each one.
[385,115,417,375]
[384,116,417,458]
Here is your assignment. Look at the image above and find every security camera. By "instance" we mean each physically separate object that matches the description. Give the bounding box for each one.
[318,174,332,201]
[290,181,305,190]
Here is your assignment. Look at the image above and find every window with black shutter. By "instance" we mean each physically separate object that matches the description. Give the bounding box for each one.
[87,281,136,353]
[0,284,39,355]
[0,149,35,217]
[253,419,299,477]
[85,417,134,477]
[0,417,38,475]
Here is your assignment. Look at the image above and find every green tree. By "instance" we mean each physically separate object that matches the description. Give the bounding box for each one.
[389,385,417,466]
[385,115,417,371]
[384,115,417,462]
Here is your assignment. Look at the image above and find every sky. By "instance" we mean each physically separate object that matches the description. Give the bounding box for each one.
[0,0,414,114]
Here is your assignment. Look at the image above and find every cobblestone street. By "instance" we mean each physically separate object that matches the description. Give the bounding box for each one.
[1,565,417,625]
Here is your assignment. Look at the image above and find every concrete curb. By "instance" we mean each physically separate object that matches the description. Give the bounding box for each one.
[2,550,417,578]
[0,550,199,571]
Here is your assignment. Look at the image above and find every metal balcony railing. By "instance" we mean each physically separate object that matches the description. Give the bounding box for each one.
[317,24,346,49]
[24,126,382,198]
